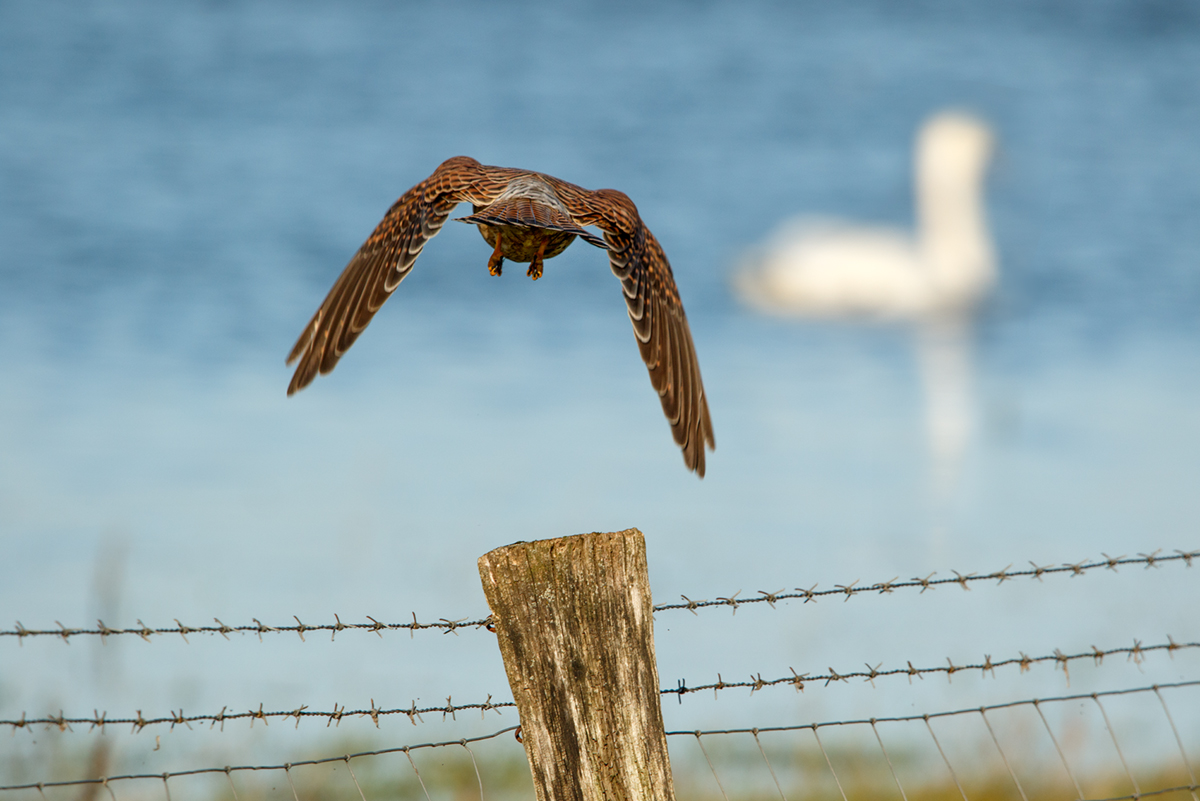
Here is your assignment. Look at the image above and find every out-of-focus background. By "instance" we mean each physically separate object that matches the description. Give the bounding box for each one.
[2,0,1199,797]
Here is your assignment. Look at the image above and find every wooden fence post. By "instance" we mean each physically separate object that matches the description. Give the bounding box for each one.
[478,528,675,801]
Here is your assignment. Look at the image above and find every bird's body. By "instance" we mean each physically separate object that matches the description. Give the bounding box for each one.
[731,111,996,513]
[287,157,714,476]
[456,173,609,279]
[733,112,996,319]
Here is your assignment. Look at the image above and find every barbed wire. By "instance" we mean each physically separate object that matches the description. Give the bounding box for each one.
[7,635,1195,733]
[667,635,1200,700]
[0,613,493,644]
[0,725,521,793]
[3,682,1194,796]
[3,548,1193,645]
[656,548,1199,615]
[1,696,516,734]
[667,678,1199,736]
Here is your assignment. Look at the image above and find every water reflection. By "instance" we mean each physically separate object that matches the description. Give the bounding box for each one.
[734,112,996,520]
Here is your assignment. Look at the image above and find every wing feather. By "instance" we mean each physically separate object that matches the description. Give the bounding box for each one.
[286,157,492,395]
[554,184,715,476]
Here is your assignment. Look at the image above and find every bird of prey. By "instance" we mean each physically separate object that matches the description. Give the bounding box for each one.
[286,156,715,477]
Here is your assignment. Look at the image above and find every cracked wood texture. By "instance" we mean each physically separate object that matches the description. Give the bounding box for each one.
[478,529,675,801]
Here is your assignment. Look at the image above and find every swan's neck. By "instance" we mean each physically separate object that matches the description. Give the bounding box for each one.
[915,160,995,302]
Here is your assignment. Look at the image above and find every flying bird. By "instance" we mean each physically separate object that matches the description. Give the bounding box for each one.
[733,112,996,318]
[731,111,996,519]
[286,156,715,476]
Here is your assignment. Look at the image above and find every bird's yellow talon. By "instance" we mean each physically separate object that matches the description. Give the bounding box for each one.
[487,231,504,275]
[527,239,547,280]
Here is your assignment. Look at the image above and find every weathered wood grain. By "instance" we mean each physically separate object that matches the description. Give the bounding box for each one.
[478,529,675,801]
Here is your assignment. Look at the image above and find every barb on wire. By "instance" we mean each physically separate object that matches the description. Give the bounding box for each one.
[654,548,1199,615]
[665,679,1200,736]
[7,549,1193,643]
[2,696,514,733]
[0,726,520,792]
[666,636,1199,702]
[1,614,495,643]
[8,636,1197,733]
[6,685,1196,797]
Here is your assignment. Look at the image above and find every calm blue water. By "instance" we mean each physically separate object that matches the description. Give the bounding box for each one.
[3,0,1200,782]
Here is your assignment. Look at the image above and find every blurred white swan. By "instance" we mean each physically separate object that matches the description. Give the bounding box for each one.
[734,112,998,535]
[734,112,996,318]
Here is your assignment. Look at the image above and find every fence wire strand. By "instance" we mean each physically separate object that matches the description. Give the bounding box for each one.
[343,759,366,801]
[1033,698,1085,800]
[2,697,515,733]
[1086,788,1200,801]
[223,768,239,801]
[808,726,849,801]
[923,717,968,801]
[404,750,432,801]
[980,707,1030,801]
[283,766,299,801]
[1094,695,1140,797]
[5,549,1194,644]
[870,720,910,801]
[462,742,485,801]
[751,730,787,801]
[667,635,1195,701]
[1154,686,1200,801]
[7,636,1196,734]
[0,614,493,644]
[693,734,730,801]
[0,727,519,792]
[655,548,1198,615]
[9,634,1194,734]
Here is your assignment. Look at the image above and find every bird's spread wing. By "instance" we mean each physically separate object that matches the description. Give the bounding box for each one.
[286,156,500,394]
[287,159,714,477]
[554,184,716,476]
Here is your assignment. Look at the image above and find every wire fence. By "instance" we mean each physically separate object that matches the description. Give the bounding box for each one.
[5,635,1196,733]
[3,682,1196,800]
[678,680,1200,801]
[0,614,494,644]
[4,548,1195,645]
[3,542,1197,801]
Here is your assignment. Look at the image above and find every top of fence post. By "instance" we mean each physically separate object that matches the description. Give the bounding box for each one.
[478,528,675,801]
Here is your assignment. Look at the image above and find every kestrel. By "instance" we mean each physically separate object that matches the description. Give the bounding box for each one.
[286,156,715,476]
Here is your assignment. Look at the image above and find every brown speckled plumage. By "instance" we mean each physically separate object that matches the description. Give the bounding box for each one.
[287,156,715,476]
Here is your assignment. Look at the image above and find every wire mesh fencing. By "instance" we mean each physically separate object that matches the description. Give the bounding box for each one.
[674,681,1200,801]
